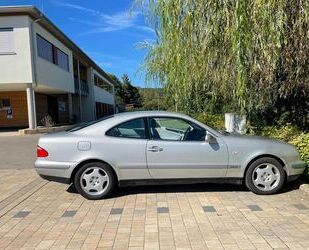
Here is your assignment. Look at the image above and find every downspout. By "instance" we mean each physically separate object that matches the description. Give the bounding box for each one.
[90,68,96,120]
[77,59,83,121]
[29,16,41,128]
[113,84,116,114]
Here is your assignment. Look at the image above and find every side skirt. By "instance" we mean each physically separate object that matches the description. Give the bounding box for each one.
[119,178,243,187]
[39,174,71,184]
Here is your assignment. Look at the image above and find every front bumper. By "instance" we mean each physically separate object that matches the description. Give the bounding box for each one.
[35,159,76,184]
[287,160,307,176]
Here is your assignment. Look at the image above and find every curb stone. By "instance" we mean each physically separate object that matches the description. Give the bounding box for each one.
[300,183,309,194]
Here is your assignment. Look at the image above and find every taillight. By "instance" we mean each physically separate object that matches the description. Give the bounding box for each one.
[37,145,48,158]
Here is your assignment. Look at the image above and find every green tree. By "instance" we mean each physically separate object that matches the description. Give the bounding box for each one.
[136,0,309,127]
[139,88,168,110]
[108,74,126,112]
[122,74,142,108]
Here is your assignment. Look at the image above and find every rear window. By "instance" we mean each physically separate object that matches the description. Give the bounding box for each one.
[106,118,146,139]
[68,115,114,132]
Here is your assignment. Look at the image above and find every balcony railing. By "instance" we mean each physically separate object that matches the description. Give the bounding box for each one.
[74,78,89,96]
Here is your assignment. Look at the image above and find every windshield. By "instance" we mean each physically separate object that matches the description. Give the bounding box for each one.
[197,121,228,136]
[218,129,230,135]
[67,115,114,132]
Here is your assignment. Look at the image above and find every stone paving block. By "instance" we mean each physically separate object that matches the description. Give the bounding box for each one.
[202,206,216,213]
[110,208,123,215]
[248,205,263,211]
[294,203,308,210]
[157,207,169,213]
[61,210,77,217]
[13,211,31,218]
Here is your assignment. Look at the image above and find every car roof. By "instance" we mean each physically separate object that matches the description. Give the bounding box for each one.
[77,111,221,137]
[113,111,191,119]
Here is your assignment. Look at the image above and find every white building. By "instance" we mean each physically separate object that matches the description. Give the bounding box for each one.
[0,6,115,129]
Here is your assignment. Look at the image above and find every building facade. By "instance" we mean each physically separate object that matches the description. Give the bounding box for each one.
[0,6,115,129]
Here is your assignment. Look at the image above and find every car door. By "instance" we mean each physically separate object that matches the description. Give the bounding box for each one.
[146,117,228,179]
[103,117,151,180]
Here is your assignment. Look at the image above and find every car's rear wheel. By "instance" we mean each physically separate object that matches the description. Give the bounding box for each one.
[74,162,115,200]
[245,157,285,195]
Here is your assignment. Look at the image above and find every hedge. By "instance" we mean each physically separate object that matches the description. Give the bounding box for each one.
[194,113,225,130]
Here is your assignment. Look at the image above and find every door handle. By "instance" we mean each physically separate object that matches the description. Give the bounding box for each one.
[147,146,163,152]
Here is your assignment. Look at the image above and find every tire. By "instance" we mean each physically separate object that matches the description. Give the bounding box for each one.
[74,162,116,200]
[245,157,285,195]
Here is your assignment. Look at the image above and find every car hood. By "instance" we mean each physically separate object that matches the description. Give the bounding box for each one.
[221,133,298,153]
[222,133,293,147]
[225,133,280,142]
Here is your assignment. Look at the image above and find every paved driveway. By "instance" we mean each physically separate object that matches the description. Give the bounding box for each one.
[0,134,308,249]
[0,134,40,169]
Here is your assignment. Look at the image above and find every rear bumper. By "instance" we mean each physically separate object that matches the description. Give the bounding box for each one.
[35,159,76,183]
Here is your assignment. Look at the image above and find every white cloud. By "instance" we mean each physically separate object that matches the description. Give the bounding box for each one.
[97,61,113,68]
[136,25,155,33]
[53,2,101,16]
[67,17,102,27]
[88,51,137,64]
[54,2,153,35]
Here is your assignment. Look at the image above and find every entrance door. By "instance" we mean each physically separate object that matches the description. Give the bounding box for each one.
[47,96,58,123]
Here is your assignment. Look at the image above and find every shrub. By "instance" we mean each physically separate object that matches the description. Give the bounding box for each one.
[290,133,309,181]
[251,124,301,142]
[41,115,55,127]
[194,113,225,129]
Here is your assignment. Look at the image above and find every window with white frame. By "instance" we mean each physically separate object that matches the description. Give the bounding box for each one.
[0,28,15,54]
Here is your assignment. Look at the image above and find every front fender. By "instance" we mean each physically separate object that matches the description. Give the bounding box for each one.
[225,150,288,178]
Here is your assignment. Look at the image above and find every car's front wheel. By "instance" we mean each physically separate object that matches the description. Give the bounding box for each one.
[245,157,285,195]
[74,162,116,200]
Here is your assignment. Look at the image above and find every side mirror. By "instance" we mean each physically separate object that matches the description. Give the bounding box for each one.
[205,132,215,143]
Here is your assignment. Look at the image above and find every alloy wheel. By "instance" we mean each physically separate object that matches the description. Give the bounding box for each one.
[80,166,109,196]
[252,163,280,191]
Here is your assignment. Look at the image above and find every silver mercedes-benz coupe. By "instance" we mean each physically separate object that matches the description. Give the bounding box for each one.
[35,111,306,199]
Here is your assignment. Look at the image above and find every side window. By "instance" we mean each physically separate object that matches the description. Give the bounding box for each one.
[56,48,69,71]
[0,28,14,54]
[106,118,146,139]
[36,34,69,72]
[150,117,206,141]
[37,34,53,62]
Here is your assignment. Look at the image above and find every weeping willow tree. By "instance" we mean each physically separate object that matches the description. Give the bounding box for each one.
[136,0,309,126]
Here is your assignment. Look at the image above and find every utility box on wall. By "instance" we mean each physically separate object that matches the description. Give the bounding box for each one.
[225,113,246,134]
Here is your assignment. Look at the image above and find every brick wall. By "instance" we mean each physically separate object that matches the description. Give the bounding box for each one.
[0,91,28,128]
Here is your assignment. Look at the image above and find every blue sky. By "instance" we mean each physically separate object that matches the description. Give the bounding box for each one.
[0,0,155,87]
